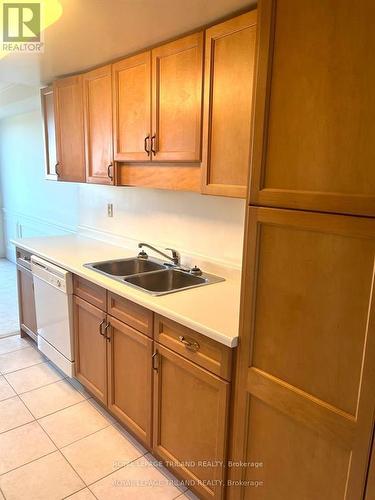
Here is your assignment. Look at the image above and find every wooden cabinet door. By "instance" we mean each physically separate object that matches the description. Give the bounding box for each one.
[151,33,203,162]
[73,296,107,404]
[249,0,375,216]
[153,343,229,500]
[201,11,257,198]
[41,86,57,180]
[112,52,151,162]
[229,207,375,500]
[83,65,114,185]
[53,75,86,182]
[107,316,152,447]
[17,266,37,338]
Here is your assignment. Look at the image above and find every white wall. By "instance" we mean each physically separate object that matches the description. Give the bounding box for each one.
[79,185,246,269]
[0,109,79,261]
[0,109,246,268]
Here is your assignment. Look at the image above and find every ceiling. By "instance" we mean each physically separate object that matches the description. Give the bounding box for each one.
[0,0,255,114]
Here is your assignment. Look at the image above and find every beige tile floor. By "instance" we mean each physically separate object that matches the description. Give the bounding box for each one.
[0,335,199,500]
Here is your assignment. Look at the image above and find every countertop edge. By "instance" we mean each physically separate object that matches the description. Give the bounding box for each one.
[12,239,239,348]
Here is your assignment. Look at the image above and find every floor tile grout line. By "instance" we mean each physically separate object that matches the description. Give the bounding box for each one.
[0,359,47,377]
[52,422,112,451]
[0,395,36,436]
[0,344,34,357]
[0,449,57,478]
[5,375,66,398]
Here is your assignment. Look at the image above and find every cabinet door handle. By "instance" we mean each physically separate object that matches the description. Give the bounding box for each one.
[55,162,60,177]
[107,163,113,180]
[144,135,150,156]
[99,319,106,336]
[151,135,156,156]
[178,336,200,352]
[152,352,159,371]
[104,322,111,342]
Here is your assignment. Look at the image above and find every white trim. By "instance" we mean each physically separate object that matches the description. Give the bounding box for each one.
[2,208,76,234]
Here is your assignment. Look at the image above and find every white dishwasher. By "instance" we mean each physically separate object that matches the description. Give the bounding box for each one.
[31,255,75,377]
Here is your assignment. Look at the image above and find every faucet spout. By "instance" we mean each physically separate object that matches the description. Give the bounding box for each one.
[138,242,180,266]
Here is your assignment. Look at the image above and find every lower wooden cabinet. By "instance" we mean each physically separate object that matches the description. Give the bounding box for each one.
[73,286,232,499]
[107,315,153,447]
[17,264,37,340]
[73,296,107,404]
[152,342,230,500]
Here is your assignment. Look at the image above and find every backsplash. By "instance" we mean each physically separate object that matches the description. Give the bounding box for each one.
[78,184,246,271]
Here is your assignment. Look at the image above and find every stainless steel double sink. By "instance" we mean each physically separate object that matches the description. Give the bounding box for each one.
[84,257,224,296]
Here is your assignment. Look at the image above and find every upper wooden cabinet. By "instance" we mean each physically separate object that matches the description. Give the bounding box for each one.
[40,86,57,180]
[112,52,151,162]
[249,0,375,216]
[202,11,257,198]
[152,33,203,161]
[113,32,203,164]
[83,65,114,184]
[53,75,86,183]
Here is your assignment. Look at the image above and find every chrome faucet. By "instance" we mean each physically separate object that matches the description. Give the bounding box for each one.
[138,242,181,266]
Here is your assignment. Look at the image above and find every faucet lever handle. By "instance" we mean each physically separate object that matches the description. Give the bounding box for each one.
[165,248,180,265]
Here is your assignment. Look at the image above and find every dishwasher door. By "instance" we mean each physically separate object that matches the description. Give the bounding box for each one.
[31,256,74,376]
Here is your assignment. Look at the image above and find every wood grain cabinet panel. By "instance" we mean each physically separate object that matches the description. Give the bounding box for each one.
[107,292,153,337]
[73,296,107,404]
[229,207,375,500]
[73,275,107,311]
[41,86,57,180]
[154,314,232,380]
[17,265,37,339]
[83,65,114,184]
[201,11,257,198]
[152,33,203,162]
[53,75,86,182]
[249,0,375,216]
[107,316,153,447]
[112,51,151,162]
[153,343,230,499]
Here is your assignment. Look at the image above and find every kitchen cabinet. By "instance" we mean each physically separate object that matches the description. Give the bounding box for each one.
[40,86,57,180]
[73,295,107,404]
[53,75,86,182]
[151,33,203,162]
[16,249,37,341]
[73,285,153,446]
[83,65,114,184]
[153,342,230,500]
[115,32,203,191]
[229,207,375,499]
[107,316,153,447]
[112,51,151,162]
[201,11,257,198]
[249,0,375,216]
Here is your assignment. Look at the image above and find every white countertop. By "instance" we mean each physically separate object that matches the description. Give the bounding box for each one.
[12,235,241,347]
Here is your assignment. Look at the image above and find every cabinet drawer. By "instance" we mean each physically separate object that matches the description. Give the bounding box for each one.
[73,275,107,310]
[107,292,153,337]
[154,314,232,380]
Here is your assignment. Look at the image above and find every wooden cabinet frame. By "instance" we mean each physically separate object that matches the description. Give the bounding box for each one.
[41,86,57,180]
[248,0,375,216]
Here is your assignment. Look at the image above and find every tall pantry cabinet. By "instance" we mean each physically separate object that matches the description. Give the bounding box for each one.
[230,1,375,499]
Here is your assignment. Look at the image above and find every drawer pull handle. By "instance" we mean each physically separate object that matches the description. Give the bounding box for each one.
[152,352,159,371]
[178,336,200,352]
[104,322,111,342]
[99,319,106,337]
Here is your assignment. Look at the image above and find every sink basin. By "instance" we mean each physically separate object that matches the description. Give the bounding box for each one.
[85,257,225,295]
[124,269,208,295]
[85,258,166,277]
